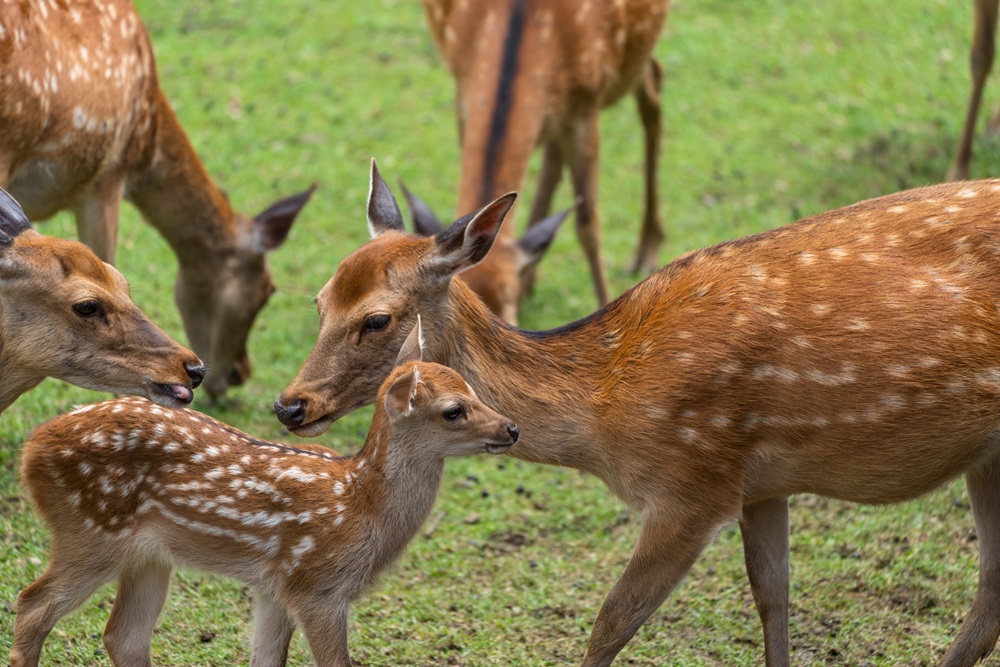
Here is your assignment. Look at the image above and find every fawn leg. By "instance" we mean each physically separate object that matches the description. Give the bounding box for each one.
[73,172,124,264]
[740,497,790,667]
[566,110,610,308]
[520,140,565,296]
[939,455,1000,666]
[103,560,172,667]
[296,599,352,667]
[632,57,665,274]
[250,592,297,667]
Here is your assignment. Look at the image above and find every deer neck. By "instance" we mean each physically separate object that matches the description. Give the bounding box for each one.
[125,89,236,263]
[0,337,43,414]
[431,280,606,475]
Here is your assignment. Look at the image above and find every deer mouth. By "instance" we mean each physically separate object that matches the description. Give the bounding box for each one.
[485,441,514,455]
[147,381,195,407]
[289,414,335,438]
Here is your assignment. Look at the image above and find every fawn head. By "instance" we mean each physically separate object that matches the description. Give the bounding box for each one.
[176,185,315,400]
[275,160,515,436]
[0,189,203,407]
[383,317,519,456]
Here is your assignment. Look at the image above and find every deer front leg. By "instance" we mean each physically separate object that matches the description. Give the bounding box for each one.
[566,111,610,308]
[72,172,125,264]
[250,592,297,667]
[939,455,1000,666]
[580,509,727,667]
[295,598,353,667]
[632,57,664,274]
[739,497,790,667]
[949,0,1000,181]
[103,560,172,667]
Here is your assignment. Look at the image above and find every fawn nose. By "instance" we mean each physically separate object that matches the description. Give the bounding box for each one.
[185,361,206,388]
[507,424,520,443]
[274,397,306,428]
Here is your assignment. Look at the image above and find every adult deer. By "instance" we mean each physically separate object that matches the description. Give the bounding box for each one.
[419,0,669,323]
[11,321,518,667]
[276,161,1000,666]
[0,0,313,398]
[0,188,203,413]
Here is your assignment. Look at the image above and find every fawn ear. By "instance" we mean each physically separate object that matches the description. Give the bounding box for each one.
[394,315,425,368]
[252,183,316,252]
[0,188,32,247]
[400,181,444,236]
[385,365,422,421]
[428,192,517,278]
[515,204,573,276]
[367,159,405,238]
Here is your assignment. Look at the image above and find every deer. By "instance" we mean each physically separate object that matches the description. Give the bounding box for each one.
[951,0,1000,180]
[416,0,669,324]
[0,0,314,399]
[10,319,520,667]
[274,160,1000,666]
[0,187,203,413]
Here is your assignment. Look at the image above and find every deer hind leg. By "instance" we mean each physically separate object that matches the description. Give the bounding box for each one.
[250,592,296,667]
[632,57,665,274]
[949,0,1000,181]
[740,497,790,667]
[566,112,610,308]
[10,557,119,667]
[103,559,172,667]
[520,140,565,297]
[939,454,1000,666]
[72,172,125,264]
[294,598,353,667]
[580,507,733,667]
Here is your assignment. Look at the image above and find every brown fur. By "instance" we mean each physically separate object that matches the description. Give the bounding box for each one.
[0,0,312,398]
[12,353,518,667]
[423,0,670,323]
[277,167,1000,666]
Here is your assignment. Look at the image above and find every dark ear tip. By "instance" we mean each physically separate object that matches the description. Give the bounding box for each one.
[0,188,32,240]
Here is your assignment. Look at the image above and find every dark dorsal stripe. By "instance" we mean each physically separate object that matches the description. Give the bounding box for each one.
[481,0,527,206]
[0,188,32,245]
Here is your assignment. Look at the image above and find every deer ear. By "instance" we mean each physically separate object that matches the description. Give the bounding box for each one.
[367,159,405,238]
[385,365,422,421]
[394,315,425,368]
[515,205,572,276]
[429,192,517,278]
[400,182,443,236]
[252,184,316,252]
[0,188,32,247]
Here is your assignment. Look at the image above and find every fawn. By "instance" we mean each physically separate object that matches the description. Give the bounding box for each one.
[11,321,519,667]
[0,187,203,412]
[418,0,669,323]
[276,160,1000,666]
[0,0,313,398]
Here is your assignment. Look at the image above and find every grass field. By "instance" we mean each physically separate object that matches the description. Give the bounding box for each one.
[2,0,999,664]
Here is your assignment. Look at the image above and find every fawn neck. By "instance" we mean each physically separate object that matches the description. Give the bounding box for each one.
[125,89,235,261]
[0,343,43,413]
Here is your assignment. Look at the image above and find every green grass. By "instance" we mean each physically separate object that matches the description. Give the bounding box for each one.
[1,0,999,664]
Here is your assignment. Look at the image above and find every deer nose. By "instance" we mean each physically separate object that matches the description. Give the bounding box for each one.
[185,361,206,388]
[507,424,520,443]
[274,397,306,428]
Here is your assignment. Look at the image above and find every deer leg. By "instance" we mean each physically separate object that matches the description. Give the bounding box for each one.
[72,172,125,264]
[939,455,1000,666]
[632,57,665,274]
[250,592,296,667]
[580,509,729,667]
[949,0,999,181]
[566,112,610,308]
[10,559,117,667]
[740,497,790,667]
[520,140,565,297]
[103,560,172,667]
[295,599,352,667]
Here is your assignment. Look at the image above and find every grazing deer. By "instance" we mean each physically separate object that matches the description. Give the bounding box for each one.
[11,320,519,667]
[0,0,314,399]
[419,0,669,323]
[0,187,203,413]
[276,161,1000,666]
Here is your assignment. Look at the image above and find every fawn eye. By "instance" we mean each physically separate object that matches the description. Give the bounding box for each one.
[364,314,391,332]
[442,405,463,421]
[72,300,102,318]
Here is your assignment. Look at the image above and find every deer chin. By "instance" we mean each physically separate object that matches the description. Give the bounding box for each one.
[485,441,514,455]
[145,380,195,408]
[288,414,335,438]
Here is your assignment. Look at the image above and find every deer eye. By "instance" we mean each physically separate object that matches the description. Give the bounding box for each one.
[442,405,463,421]
[364,314,391,332]
[72,300,102,318]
